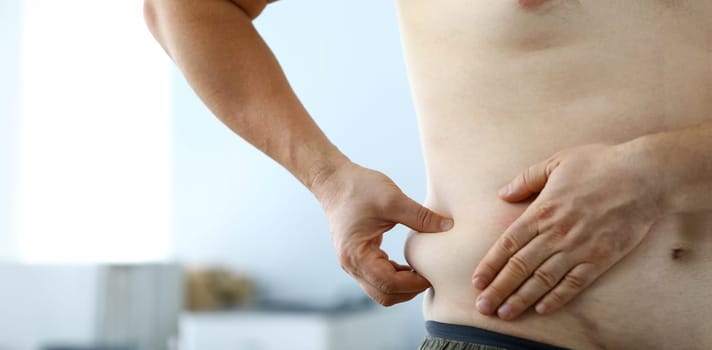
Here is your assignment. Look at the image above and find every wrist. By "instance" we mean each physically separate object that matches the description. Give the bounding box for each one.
[307,152,353,203]
[617,134,676,217]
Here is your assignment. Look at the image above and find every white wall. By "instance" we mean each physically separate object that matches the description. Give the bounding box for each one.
[1,0,430,348]
[0,0,22,260]
[171,1,428,348]
[0,265,99,350]
[0,4,113,350]
[12,0,172,263]
[0,3,168,349]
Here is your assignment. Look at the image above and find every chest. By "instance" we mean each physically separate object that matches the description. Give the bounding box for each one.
[397,0,712,52]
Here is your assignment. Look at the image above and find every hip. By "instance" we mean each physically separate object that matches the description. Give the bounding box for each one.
[405,201,712,350]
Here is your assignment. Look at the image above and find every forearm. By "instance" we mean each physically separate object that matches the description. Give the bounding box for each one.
[144,0,349,195]
[624,119,712,215]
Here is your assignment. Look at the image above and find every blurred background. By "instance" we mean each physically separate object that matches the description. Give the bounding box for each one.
[0,0,429,349]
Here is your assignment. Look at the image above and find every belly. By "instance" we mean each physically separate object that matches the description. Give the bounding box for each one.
[406,208,712,349]
[397,0,712,349]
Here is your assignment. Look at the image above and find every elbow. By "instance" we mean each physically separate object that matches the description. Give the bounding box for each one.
[228,0,270,20]
[143,0,163,44]
[144,0,269,38]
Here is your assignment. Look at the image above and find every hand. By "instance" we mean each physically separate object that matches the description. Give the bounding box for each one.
[472,143,663,320]
[314,161,454,306]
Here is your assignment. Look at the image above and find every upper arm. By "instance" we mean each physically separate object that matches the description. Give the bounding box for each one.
[144,0,277,43]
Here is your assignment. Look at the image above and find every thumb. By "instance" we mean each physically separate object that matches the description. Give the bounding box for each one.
[499,158,558,202]
[396,195,453,233]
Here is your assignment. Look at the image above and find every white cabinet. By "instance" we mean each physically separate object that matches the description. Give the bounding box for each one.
[179,308,404,350]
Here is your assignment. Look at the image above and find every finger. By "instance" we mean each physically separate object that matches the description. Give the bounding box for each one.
[495,253,572,321]
[535,262,599,314]
[391,260,417,272]
[498,158,560,202]
[395,195,453,233]
[472,212,540,292]
[357,278,422,306]
[357,255,431,295]
[353,258,429,306]
[474,231,554,315]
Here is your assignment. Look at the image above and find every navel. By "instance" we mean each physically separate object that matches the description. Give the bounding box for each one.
[669,241,693,261]
[671,247,688,260]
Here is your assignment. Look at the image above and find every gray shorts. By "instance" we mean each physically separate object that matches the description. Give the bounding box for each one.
[419,321,570,350]
[420,336,510,350]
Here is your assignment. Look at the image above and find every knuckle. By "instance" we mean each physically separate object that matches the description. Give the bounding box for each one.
[378,280,397,294]
[336,247,352,267]
[416,205,434,229]
[563,272,586,291]
[535,201,558,221]
[533,268,558,288]
[528,219,542,239]
[499,235,520,255]
[477,261,498,278]
[521,167,534,186]
[336,244,360,276]
[381,297,398,307]
[339,263,358,278]
[382,193,402,213]
[485,284,507,302]
[506,255,531,279]
[550,221,574,240]
[506,293,528,309]
[547,290,567,306]
[374,294,394,307]
[588,242,612,261]
[544,158,560,176]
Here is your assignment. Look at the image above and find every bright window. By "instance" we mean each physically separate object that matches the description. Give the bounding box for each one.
[13,0,173,262]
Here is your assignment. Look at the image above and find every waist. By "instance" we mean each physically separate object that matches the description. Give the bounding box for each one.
[423,321,570,350]
[405,191,712,349]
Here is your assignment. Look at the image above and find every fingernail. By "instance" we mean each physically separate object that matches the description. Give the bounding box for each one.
[498,304,512,319]
[535,303,548,314]
[472,276,487,290]
[440,218,454,231]
[477,297,493,314]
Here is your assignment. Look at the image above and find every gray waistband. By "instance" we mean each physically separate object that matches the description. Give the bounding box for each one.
[425,321,570,350]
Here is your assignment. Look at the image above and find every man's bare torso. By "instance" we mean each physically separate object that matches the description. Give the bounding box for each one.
[398,1,712,349]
